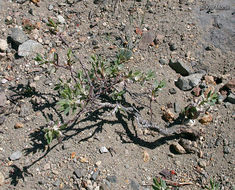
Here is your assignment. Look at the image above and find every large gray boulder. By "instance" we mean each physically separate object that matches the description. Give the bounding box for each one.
[18,40,44,57]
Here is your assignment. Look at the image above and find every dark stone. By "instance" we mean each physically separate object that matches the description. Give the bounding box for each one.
[169,59,193,76]
[169,88,177,94]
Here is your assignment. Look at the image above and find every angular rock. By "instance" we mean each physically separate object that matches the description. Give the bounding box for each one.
[10,28,28,45]
[0,39,8,52]
[91,170,99,180]
[18,40,44,57]
[130,180,140,190]
[74,169,85,178]
[0,92,6,107]
[57,15,65,24]
[139,31,155,50]
[10,151,22,161]
[226,93,235,104]
[175,73,203,91]
[171,142,186,154]
[169,59,193,76]
[100,146,108,153]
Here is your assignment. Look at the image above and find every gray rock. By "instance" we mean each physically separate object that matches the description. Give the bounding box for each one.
[0,116,6,125]
[169,59,193,76]
[198,160,207,168]
[100,146,108,153]
[223,146,230,154]
[0,39,8,52]
[226,93,235,104]
[171,142,186,154]
[130,180,140,190]
[100,183,110,190]
[74,168,85,178]
[48,4,53,10]
[174,102,181,113]
[10,28,28,45]
[159,58,168,65]
[57,15,65,24]
[18,40,44,57]
[169,42,177,51]
[10,151,22,161]
[106,175,117,183]
[175,73,203,91]
[0,92,6,107]
[91,170,99,180]
[0,172,4,186]
[169,88,177,94]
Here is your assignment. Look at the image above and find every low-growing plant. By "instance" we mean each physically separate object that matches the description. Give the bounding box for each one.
[205,179,220,190]
[152,178,170,190]
[47,17,58,34]
[35,48,166,144]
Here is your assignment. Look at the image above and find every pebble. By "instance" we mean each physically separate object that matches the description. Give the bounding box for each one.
[169,88,177,94]
[223,146,230,154]
[174,102,181,113]
[171,142,186,154]
[0,172,4,186]
[0,92,7,107]
[0,39,8,52]
[226,93,235,104]
[1,79,8,84]
[106,175,117,183]
[100,146,108,153]
[34,76,40,81]
[57,15,66,24]
[18,40,44,57]
[91,170,99,180]
[95,161,102,167]
[0,116,6,125]
[169,42,177,51]
[169,59,193,76]
[198,160,207,168]
[14,122,24,129]
[74,168,85,178]
[48,4,53,10]
[43,163,51,170]
[175,73,203,91]
[10,28,28,45]
[10,151,22,161]
[159,58,168,65]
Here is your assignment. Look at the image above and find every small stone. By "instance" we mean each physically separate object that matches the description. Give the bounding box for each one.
[18,40,44,57]
[10,28,28,45]
[0,39,8,52]
[0,172,4,186]
[106,176,117,183]
[163,109,175,121]
[95,161,102,167]
[224,78,235,93]
[175,73,203,91]
[34,76,40,81]
[78,36,87,43]
[43,163,51,170]
[92,40,98,46]
[100,146,108,153]
[159,58,167,65]
[139,31,155,50]
[226,93,235,104]
[48,4,53,10]
[204,75,216,85]
[67,0,74,4]
[91,170,99,180]
[14,122,24,129]
[171,142,186,154]
[0,116,6,125]
[223,146,230,154]
[16,0,27,3]
[143,150,150,162]
[0,92,7,107]
[169,59,193,76]
[198,160,207,168]
[57,15,65,24]
[169,42,177,51]
[1,79,8,84]
[169,88,177,94]
[223,139,229,146]
[10,151,22,161]
[199,113,213,125]
[174,102,181,113]
[74,168,85,178]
